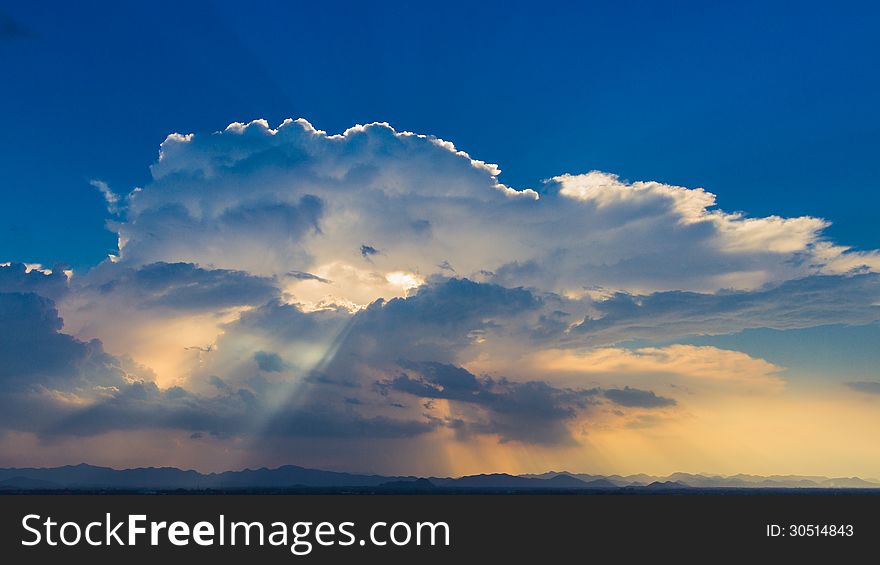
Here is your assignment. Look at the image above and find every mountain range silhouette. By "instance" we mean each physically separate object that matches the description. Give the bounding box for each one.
[1,464,878,491]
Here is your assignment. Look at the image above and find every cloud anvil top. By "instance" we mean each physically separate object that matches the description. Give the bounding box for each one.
[1,118,879,479]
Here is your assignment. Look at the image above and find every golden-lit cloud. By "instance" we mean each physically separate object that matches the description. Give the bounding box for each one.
[519,344,786,393]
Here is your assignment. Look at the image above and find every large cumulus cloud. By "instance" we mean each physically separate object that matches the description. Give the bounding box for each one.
[3,117,880,473]
[106,119,878,301]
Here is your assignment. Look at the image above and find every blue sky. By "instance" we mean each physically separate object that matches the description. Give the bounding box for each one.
[2,1,880,477]
[2,0,879,269]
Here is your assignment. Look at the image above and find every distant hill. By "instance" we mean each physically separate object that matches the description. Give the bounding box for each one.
[523,470,880,489]
[0,464,878,491]
[430,473,611,489]
[820,477,878,488]
[640,481,692,490]
[0,463,411,490]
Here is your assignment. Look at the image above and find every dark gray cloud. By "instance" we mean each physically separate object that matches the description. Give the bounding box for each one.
[846,381,880,395]
[410,219,431,235]
[0,263,68,300]
[285,270,331,283]
[46,381,251,437]
[0,292,155,435]
[437,260,455,272]
[230,281,579,446]
[226,298,350,343]
[49,379,438,441]
[218,278,542,374]
[329,278,541,367]
[0,292,127,393]
[380,362,599,445]
[604,386,676,408]
[0,275,671,450]
[360,244,380,259]
[376,361,674,444]
[87,262,279,311]
[576,274,880,344]
[248,279,667,446]
[390,361,484,400]
[253,351,286,372]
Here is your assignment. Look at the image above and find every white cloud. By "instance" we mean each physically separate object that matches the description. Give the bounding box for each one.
[103,119,880,306]
[90,179,120,214]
